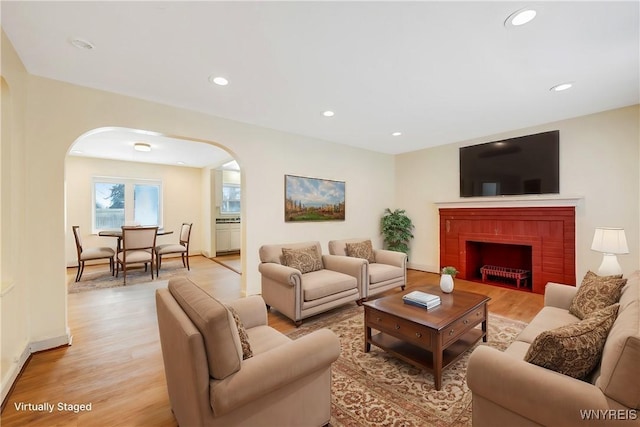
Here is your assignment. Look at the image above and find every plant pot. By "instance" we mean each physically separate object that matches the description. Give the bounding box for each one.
[440,274,454,293]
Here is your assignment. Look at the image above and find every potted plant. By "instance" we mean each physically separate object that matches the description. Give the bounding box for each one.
[380,208,414,255]
[440,266,458,293]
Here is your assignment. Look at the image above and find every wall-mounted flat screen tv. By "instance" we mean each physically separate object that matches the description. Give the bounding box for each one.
[460,130,559,197]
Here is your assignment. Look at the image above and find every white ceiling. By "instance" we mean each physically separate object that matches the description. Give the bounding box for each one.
[69,127,234,168]
[2,1,639,162]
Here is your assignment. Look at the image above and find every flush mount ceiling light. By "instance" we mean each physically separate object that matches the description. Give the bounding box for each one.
[208,75,229,86]
[550,82,573,92]
[69,38,95,50]
[505,8,537,27]
[322,110,335,117]
[392,132,402,137]
[134,142,151,152]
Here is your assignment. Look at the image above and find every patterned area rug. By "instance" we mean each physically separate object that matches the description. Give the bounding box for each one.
[67,260,188,293]
[287,306,526,427]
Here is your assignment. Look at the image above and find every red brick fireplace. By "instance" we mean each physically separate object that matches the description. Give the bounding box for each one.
[439,207,576,294]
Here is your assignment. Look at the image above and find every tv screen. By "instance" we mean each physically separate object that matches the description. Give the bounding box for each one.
[460,130,559,197]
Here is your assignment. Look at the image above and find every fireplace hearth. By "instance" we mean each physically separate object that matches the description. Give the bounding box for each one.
[439,207,576,294]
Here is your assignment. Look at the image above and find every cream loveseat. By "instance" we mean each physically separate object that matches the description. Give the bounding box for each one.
[259,241,365,326]
[328,238,407,300]
[468,271,640,427]
[156,277,341,427]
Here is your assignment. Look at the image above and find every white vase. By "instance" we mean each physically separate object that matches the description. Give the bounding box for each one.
[440,274,454,293]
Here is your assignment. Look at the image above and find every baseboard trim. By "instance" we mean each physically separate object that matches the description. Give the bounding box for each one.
[1,331,72,407]
[407,263,437,273]
[29,332,72,353]
[1,343,30,406]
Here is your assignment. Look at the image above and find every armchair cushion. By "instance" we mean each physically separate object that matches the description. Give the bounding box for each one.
[168,278,243,380]
[525,304,619,379]
[569,271,626,319]
[369,263,404,283]
[303,269,358,301]
[282,245,324,274]
[345,240,375,263]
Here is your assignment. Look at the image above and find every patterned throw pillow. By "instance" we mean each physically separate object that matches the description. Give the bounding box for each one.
[281,246,324,274]
[524,304,619,379]
[569,271,626,319]
[345,240,376,263]
[226,305,253,360]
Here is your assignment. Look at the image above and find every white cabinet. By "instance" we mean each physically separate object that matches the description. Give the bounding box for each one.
[230,226,241,251]
[216,222,241,253]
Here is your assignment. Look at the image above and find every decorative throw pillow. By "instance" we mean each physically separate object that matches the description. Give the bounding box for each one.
[226,306,253,360]
[345,240,376,263]
[569,271,626,319]
[524,304,619,379]
[281,246,324,274]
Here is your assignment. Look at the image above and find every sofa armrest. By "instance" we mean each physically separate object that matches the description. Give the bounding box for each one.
[374,249,407,268]
[468,346,610,426]
[544,282,578,309]
[209,328,340,415]
[258,262,301,286]
[226,295,268,329]
[322,254,367,279]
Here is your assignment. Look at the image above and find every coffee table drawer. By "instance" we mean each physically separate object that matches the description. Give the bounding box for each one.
[368,311,432,347]
[443,306,485,346]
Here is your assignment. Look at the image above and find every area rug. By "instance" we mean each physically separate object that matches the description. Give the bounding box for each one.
[67,261,188,293]
[287,306,526,427]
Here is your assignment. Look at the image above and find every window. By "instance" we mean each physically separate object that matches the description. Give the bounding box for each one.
[93,177,162,232]
[221,183,240,214]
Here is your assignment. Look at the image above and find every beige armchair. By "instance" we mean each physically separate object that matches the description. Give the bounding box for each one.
[259,241,365,326]
[156,277,341,427]
[328,238,407,301]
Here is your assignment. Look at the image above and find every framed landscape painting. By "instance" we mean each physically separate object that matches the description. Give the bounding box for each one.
[285,175,345,222]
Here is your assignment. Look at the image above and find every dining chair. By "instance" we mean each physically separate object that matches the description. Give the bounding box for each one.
[116,226,158,284]
[155,223,192,276]
[72,225,116,282]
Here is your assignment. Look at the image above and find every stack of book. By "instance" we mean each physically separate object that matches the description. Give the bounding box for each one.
[402,290,441,309]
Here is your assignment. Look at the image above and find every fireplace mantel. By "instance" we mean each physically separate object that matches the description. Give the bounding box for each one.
[439,206,576,294]
[434,195,583,209]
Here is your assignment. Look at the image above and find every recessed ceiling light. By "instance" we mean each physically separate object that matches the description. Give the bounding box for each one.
[209,75,229,86]
[134,142,151,152]
[70,38,95,50]
[322,110,335,117]
[550,82,573,92]
[392,132,402,137]
[505,8,537,27]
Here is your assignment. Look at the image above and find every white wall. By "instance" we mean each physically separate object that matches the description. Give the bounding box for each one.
[1,31,31,403]
[65,156,204,266]
[395,105,640,279]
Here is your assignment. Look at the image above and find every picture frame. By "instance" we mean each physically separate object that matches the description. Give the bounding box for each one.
[285,174,345,222]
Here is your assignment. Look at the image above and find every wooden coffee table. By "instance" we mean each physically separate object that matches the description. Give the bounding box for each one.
[363,287,490,390]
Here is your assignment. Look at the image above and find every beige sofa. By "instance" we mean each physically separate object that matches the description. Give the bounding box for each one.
[468,271,640,427]
[156,277,341,427]
[328,238,407,300]
[259,241,365,326]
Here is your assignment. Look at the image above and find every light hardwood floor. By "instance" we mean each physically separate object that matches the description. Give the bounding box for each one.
[1,255,543,426]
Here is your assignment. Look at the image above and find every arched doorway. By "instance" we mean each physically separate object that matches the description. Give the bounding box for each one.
[64,126,244,284]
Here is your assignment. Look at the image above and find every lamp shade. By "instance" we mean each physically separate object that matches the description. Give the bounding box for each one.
[591,227,629,254]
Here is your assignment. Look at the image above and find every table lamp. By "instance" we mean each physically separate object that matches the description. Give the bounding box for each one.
[590,227,629,276]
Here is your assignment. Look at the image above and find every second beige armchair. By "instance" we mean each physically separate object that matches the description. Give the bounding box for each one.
[328,238,407,301]
[259,241,366,326]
